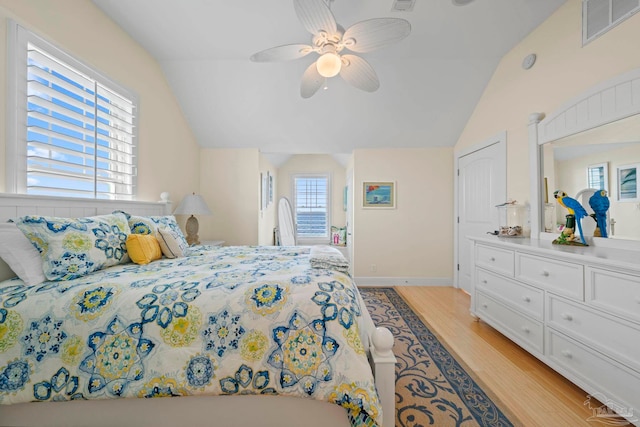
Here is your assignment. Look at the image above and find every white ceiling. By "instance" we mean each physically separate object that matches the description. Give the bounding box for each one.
[92,0,566,157]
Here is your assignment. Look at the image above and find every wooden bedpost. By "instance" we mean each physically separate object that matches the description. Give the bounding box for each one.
[370,326,396,427]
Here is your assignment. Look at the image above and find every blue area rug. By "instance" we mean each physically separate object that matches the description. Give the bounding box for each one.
[360,287,519,427]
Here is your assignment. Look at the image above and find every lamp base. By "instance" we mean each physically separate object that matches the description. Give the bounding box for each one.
[185,215,200,246]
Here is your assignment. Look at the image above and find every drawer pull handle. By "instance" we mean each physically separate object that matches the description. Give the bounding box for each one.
[522,296,531,303]
[482,303,488,309]
[481,280,488,284]
[490,257,496,262]
[542,271,550,277]
[561,350,573,359]
[521,326,530,334]
[561,313,573,321]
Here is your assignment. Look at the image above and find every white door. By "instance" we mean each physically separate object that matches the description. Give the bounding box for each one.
[456,134,506,294]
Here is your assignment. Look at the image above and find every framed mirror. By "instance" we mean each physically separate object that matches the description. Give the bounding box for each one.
[529,68,640,250]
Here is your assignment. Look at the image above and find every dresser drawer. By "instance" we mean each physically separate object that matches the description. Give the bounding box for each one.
[547,329,640,418]
[516,253,584,300]
[548,295,640,373]
[476,292,543,355]
[476,269,544,320]
[586,267,640,324]
[475,244,514,277]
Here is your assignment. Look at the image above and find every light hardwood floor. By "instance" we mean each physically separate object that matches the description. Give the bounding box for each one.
[394,286,619,427]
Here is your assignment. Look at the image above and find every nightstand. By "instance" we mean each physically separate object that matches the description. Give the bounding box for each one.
[200,240,225,246]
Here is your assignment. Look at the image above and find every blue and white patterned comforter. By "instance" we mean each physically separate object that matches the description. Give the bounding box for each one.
[0,245,381,426]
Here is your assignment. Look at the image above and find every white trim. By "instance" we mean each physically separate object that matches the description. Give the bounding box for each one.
[354,277,453,287]
[538,67,640,144]
[453,131,507,290]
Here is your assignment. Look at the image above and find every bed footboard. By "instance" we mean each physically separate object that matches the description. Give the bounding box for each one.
[370,327,396,427]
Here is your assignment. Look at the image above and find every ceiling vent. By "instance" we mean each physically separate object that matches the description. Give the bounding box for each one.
[583,0,640,45]
[392,0,416,12]
[452,0,475,5]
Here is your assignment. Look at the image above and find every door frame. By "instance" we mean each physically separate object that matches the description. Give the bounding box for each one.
[453,131,507,289]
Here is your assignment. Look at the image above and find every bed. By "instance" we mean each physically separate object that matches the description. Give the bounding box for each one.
[0,193,396,427]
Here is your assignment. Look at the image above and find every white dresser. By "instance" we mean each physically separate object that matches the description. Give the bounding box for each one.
[470,236,640,425]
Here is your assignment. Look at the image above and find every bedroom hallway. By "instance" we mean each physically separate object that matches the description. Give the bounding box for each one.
[395,286,617,427]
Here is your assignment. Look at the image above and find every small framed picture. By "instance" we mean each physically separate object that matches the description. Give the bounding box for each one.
[617,163,639,202]
[269,173,274,204]
[261,173,268,210]
[363,181,395,209]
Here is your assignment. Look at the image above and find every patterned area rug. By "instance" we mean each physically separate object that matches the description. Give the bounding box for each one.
[360,287,520,427]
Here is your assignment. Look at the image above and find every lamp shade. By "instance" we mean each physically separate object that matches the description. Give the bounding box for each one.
[173,194,212,216]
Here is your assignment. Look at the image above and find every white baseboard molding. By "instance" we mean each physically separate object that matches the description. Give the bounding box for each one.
[354,277,453,287]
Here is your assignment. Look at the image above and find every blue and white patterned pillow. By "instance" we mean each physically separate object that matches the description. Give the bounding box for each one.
[126,214,188,248]
[15,212,131,281]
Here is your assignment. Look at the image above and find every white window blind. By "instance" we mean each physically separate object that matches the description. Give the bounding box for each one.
[293,175,330,240]
[583,0,640,44]
[9,23,137,200]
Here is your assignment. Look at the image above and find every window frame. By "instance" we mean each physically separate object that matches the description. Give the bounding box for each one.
[6,21,138,199]
[291,173,332,245]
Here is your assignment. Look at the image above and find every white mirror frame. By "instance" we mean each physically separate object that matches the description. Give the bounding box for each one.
[529,67,640,250]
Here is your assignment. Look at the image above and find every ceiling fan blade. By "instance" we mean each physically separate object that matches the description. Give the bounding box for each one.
[339,55,379,93]
[342,18,411,53]
[294,0,337,36]
[300,61,326,98]
[250,44,313,62]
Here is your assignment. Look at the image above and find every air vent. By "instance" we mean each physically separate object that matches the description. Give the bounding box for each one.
[583,0,640,45]
[392,0,415,12]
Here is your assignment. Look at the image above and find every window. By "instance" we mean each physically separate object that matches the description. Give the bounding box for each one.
[7,23,137,200]
[583,0,640,45]
[293,174,330,242]
[587,162,609,192]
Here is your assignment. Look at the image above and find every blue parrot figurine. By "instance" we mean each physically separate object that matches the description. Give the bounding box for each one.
[554,190,588,245]
[589,189,610,238]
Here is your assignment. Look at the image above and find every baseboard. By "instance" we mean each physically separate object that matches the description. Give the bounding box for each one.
[354,277,453,287]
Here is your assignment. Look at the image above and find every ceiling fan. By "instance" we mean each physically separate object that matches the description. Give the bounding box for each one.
[250,0,411,98]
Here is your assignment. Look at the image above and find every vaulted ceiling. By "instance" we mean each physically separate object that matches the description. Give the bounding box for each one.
[92,0,566,156]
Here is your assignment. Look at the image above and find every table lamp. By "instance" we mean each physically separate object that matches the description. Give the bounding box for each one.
[173,193,212,245]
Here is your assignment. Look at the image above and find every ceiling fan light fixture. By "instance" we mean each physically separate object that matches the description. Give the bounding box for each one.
[316,52,342,77]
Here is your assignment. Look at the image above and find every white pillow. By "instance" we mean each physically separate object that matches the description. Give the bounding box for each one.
[0,223,46,286]
[157,226,190,259]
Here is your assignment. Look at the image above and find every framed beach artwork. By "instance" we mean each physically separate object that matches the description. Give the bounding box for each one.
[363,181,395,209]
[617,163,639,202]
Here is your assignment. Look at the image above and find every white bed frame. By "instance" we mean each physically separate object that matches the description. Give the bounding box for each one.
[0,193,396,427]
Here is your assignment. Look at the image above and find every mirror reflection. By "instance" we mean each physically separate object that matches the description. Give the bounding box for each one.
[541,114,640,240]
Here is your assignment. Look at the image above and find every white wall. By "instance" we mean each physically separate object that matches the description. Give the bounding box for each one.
[199,148,260,245]
[0,0,200,204]
[352,148,453,283]
[455,0,640,207]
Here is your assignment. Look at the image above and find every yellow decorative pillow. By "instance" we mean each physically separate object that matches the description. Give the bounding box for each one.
[126,234,162,265]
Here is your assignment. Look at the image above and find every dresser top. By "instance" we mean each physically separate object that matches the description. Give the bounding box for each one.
[470,236,640,273]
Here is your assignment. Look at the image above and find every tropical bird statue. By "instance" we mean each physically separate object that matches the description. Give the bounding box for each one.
[554,190,588,245]
[589,189,610,238]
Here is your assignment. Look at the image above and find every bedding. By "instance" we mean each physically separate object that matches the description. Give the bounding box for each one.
[0,223,46,286]
[0,245,381,427]
[310,245,350,275]
[14,213,131,281]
